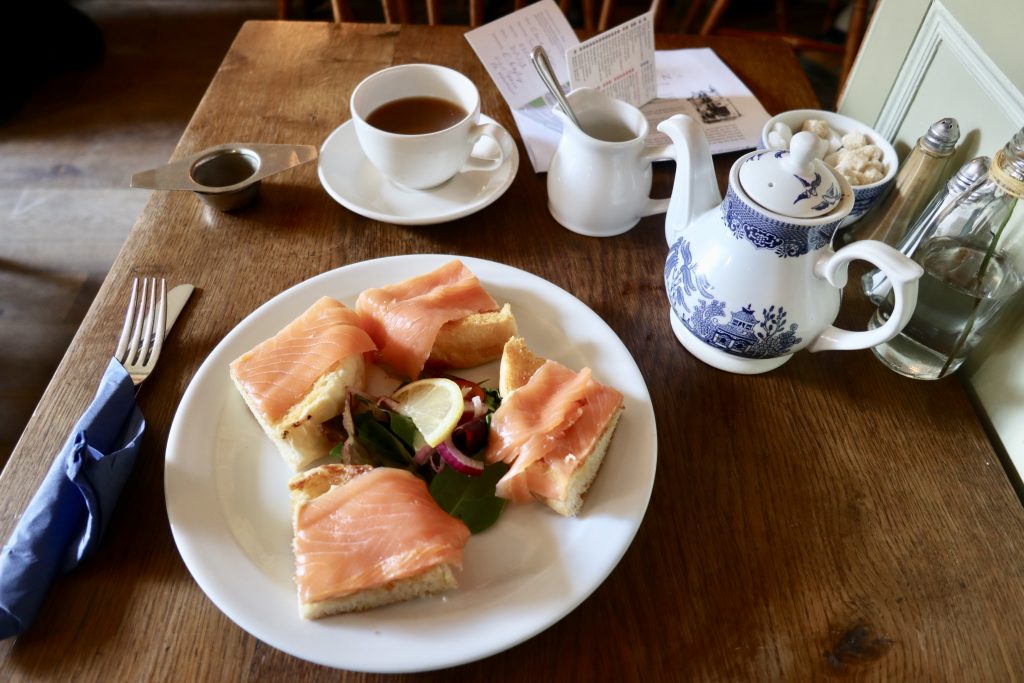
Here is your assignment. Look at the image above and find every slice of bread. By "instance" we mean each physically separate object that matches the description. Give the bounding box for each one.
[498,335,546,397]
[230,353,364,472]
[230,297,376,472]
[496,337,624,517]
[533,406,623,517]
[298,564,458,620]
[287,463,373,510]
[288,464,460,619]
[429,303,517,370]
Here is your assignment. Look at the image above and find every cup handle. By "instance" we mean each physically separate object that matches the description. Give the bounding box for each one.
[462,122,516,173]
[808,240,924,352]
[640,142,676,217]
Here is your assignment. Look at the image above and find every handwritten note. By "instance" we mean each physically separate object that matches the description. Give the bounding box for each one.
[464,0,578,110]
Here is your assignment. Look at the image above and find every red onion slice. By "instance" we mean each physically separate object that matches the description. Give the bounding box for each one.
[377,395,401,412]
[429,450,444,473]
[342,394,357,437]
[470,395,486,419]
[460,395,487,424]
[437,438,484,476]
[413,443,434,465]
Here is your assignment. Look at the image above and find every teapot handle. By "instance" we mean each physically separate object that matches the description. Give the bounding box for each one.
[639,142,675,217]
[808,240,924,352]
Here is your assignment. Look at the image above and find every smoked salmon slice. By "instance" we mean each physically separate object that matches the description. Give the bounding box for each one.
[486,360,624,504]
[355,260,499,380]
[230,297,377,423]
[293,467,470,604]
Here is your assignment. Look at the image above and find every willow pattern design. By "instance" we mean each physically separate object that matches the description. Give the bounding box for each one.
[666,238,803,359]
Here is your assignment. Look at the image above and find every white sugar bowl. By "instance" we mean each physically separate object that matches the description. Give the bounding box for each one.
[761,109,898,225]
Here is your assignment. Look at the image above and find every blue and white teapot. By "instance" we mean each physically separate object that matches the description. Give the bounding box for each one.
[657,116,924,374]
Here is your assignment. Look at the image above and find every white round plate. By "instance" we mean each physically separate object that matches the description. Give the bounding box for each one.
[317,116,519,225]
[165,255,657,673]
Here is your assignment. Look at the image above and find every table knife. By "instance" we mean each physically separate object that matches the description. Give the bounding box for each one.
[165,284,195,339]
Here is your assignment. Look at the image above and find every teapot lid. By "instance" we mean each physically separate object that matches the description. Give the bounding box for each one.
[739,131,843,218]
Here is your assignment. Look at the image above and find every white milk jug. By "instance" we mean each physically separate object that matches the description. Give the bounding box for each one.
[547,88,676,237]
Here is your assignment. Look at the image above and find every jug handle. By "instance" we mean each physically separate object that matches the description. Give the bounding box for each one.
[808,240,924,352]
[639,142,675,217]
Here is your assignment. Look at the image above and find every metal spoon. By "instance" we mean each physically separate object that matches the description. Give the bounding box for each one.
[530,46,581,130]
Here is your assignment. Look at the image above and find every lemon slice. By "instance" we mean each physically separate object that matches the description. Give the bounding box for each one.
[391,378,465,448]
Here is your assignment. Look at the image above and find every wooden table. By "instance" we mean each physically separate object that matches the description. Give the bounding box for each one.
[3,21,1024,680]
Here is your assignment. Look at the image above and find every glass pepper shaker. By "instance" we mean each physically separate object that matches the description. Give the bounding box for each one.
[847,117,960,246]
[862,156,992,305]
[869,127,1024,380]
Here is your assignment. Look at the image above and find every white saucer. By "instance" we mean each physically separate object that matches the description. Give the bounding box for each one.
[318,115,519,226]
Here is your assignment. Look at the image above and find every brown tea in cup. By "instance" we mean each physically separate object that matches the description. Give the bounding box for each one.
[351,64,514,189]
[366,96,468,135]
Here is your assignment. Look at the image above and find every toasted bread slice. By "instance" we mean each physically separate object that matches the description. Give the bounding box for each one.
[498,335,546,397]
[288,463,374,510]
[357,260,516,379]
[288,464,463,619]
[297,565,458,620]
[533,405,623,517]
[493,337,624,517]
[230,297,375,472]
[429,303,517,370]
[230,354,365,472]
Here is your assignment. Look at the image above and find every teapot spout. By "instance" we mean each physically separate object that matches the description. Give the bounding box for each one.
[657,114,721,246]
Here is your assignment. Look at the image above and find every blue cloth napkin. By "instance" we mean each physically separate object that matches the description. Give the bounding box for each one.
[0,358,145,639]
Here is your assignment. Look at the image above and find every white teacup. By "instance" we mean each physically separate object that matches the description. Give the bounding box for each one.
[350,64,515,190]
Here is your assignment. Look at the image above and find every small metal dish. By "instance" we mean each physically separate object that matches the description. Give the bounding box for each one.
[131,143,318,211]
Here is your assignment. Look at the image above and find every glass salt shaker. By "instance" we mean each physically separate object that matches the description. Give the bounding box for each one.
[862,156,992,306]
[869,127,1024,380]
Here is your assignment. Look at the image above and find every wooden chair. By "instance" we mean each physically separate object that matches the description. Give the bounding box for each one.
[597,0,668,33]
[277,0,353,22]
[375,0,617,31]
[685,0,871,90]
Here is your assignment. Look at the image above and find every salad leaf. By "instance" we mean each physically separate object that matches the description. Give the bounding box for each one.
[330,437,376,466]
[430,461,510,534]
[386,410,421,451]
[325,374,508,533]
[482,386,501,412]
[354,412,413,467]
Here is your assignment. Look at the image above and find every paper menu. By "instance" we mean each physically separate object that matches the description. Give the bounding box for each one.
[643,48,770,153]
[566,11,657,108]
[643,48,771,154]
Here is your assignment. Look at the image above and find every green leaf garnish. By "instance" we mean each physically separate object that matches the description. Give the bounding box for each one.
[483,386,501,412]
[354,412,413,467]
[386,411,421,451]
[429,462,510,534]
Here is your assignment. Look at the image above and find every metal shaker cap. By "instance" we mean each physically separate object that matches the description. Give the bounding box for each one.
[947,156,992,200]
[999,127,1024,182]
[922,118,960,154]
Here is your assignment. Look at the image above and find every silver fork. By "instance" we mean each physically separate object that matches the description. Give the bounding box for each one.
[115,277,167,386]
